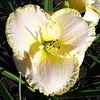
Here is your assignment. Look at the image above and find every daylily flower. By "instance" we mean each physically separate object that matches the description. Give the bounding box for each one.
[68,0,100,12]
[68,0,100,25]
[6,4,96,95]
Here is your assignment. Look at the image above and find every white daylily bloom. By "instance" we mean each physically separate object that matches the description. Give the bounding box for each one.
[84,0,100,26]
[68,0,100,26]
[6,4,96,95]
[68,0,100,11]
[83,8,100,26]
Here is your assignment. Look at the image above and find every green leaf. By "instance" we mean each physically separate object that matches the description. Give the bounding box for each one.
[0,67,25,84]
[44,0,53,12]
[94,34,100,43]
[73,89,100,96]
[88,54,100,64]
[50,96,60,100]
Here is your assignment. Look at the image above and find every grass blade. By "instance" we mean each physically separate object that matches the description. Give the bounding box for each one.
[88,54,100,64]
[0,67,25,84]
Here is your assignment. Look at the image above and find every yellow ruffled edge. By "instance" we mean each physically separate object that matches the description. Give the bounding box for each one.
[50,8,81,32]
[51,7,81,19]
[5,11,21,59]
[74,25,95,66]
[6,5,36,59]
[50,54,80,96]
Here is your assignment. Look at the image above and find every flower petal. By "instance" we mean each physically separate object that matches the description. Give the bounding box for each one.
[41,8,80,41]
[83,7,99,26]
[26,49,79,95]
[50,8,96,65]
[41,18,62,41]
[6,4,48,59]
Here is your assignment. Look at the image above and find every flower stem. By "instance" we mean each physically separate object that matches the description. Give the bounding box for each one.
[19,72,22,100]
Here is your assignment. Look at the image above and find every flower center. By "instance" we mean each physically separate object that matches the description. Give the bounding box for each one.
[43,40,60,49]
[42,39,68,57]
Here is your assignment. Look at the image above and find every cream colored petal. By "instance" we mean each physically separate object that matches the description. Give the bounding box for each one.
[68,0,100,14]
[84,0,100,25]
[71,26,96,65]
[64,16,95,65]
[50,8,82,43]
[41,8,80,41]
[25,49,79,95]
[85,0,95,5]
[83,0,100,16]
[13,52,32,77]
[41,18,62,41]
[51,8,81,21]
[6,4,48,59]
[63,16,96,65]
[85,0,100,7]
[83,7,99,26]
[83,0,100,26]
[51,10,85,42]
[50,8,96,65]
